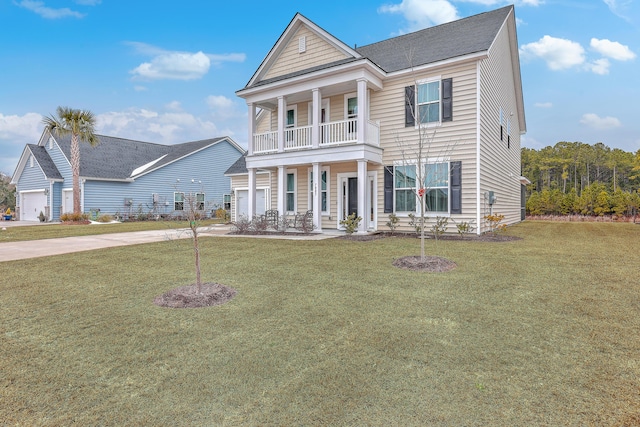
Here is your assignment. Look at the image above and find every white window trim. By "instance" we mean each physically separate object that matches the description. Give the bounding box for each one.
[307,166,330,214]
[344,92,357,120]
[174,192,184,211]
[285,105,297,128]
[415,76,442,128]
[285,169,297,213]
[196,192,205,211]
[391,158,451,217]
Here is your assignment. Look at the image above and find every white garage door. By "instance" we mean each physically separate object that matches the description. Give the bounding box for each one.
[21,191,47,221]
[236,189,266,220]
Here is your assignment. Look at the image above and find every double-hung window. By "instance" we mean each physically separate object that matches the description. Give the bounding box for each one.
[174,192,184,211]
[393,162,450,213]
[424,162,449,213]
[196,193,205,211]
[309,168,329,213]
[417,81,440,124]
[394,165,417,212]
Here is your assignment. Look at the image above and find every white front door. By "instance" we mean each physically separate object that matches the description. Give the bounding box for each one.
[21,190,47,221]
[62,189,73,214]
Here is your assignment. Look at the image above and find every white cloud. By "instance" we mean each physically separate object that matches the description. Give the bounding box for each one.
[206,95,234,110]
[127,42,245,81]
[586,58,611,75]
[590,38,636,61]
[16,0,84,19]
[131,51,212,81]
[97,109,215,142]
[520,35,585,70]
[165,101,182,111]
[580,113,621,130]
[534,102,553,108]
[603,0,632,21]
[0,112,44,175]
[378,0,459,31]
[75,0,101,5]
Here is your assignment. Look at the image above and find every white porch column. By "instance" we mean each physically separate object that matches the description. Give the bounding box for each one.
[311,88,321,149]
[357,160,367,233]
[356,78,367,144]
[248,167,256,218]
[312,162,322,232]
[277,165,286,215]
[277,96,285,153]
[247,102,256,156]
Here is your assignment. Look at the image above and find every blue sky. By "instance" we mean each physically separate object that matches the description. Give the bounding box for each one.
[1,0,638,175]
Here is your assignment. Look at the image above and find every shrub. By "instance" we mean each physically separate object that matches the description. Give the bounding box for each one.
[231,215,252,234]
[386,213,399,232]
[484,213,506,234]
[215,208,230,222]
[455,220,475,236]
[340,212,362,235]
[60,212,89,222]
[431,216,448,238]
[407,213,421,235]
[97,214,113,223]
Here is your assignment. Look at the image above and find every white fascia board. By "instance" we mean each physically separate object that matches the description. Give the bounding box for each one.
[10,146,31,184]
[82,176,134,183]
[385,51,487,79]
[239,61,384,104]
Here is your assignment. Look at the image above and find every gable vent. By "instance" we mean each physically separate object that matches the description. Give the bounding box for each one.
[298,36,306,53]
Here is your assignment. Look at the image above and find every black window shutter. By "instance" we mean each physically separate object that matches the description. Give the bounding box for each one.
[405,86,415,127]
[450,161,462,214]
[442,78,453,122]
[384,166,394,213]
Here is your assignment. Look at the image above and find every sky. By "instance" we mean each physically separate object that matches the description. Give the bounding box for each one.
[1,0,639,175]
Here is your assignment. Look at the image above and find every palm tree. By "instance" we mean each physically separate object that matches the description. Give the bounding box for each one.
[43,107,98,215]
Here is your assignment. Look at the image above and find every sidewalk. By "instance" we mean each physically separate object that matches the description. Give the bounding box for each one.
[0,225,341,262]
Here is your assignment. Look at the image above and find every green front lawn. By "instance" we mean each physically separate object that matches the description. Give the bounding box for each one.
[1,222,639,426]
[0,219,223,243]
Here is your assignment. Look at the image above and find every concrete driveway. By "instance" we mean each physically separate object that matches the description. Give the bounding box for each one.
[0,224,341,262]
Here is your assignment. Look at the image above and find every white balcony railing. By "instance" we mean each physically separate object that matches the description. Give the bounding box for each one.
[252,119,379,154]
[284,125,312,150]
[253,130,278,154]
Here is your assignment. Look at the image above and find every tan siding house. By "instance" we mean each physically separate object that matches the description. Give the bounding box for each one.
[228,6,526,234]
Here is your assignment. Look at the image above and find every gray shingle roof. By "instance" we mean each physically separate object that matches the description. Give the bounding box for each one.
[356,6,512,73]
[224,154,247,175]
[28,144,63,180]
[53,134,229,180]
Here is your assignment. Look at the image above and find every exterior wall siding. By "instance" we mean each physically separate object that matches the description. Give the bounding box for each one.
[371,63,480,232]
[263,25,349,81]
[82,140,241,218]
[478,21,523,230]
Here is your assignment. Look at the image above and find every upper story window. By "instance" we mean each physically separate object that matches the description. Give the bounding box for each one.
[405,78,453,127]
[417,81,440,124]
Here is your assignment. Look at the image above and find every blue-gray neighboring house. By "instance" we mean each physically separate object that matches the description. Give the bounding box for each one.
[10,129,244,221]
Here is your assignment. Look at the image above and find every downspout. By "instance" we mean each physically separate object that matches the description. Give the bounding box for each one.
[476,62,482,235]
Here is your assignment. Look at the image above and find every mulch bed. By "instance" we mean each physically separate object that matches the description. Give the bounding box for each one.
[154,283,237,308]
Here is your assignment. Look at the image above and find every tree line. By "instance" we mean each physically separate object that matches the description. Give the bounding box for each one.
[522,141,640,217]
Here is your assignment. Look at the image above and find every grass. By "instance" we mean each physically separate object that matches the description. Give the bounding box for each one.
[0,219,223,243]
[1,221,639,426]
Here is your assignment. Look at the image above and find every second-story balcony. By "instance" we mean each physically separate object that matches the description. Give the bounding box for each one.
[252,118,380,155]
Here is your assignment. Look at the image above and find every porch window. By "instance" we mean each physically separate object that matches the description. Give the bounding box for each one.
[286,171,296,212]
[345,94,357,136]
[174,192,184,211]
[309,168,329,213]
[196,192,205,211]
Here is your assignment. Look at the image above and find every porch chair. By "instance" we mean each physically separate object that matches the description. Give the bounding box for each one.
[293,210,313,231]
[263,209,279,229]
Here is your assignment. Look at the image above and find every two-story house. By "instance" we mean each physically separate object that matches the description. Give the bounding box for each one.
[229,5,526,234]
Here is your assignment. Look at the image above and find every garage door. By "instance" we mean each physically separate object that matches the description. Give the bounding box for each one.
[236,189,266,220]
[21,191,47,221]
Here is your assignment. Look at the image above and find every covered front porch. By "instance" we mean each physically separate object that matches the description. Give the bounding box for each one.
[239,159,381,233]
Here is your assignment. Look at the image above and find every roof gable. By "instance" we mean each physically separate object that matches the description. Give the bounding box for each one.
[246,13,361,88]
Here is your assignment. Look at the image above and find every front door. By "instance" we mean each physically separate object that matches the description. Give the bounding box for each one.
[340,176,358,224]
